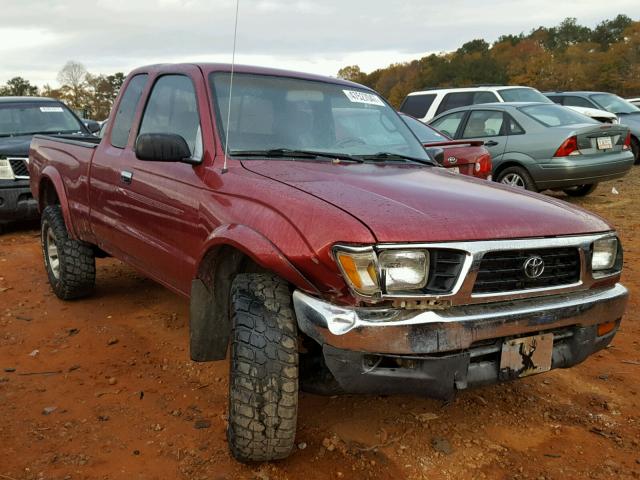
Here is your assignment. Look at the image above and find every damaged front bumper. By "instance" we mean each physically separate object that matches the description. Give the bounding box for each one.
[293,284,628,398]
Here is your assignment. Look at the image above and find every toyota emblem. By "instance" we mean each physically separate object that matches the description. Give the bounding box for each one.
[523,255,545,279]
[447,156,457,164]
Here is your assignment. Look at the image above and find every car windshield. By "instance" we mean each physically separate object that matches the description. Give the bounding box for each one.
[498,88,552,103]
[210,73,430,161]
[590,93,640,115]
[400,114,449,143]
[0,102,85,137]
[519,104,597,127]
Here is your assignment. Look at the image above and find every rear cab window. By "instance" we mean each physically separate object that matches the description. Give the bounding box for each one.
[111,74,148,148]
[520,104,597,127]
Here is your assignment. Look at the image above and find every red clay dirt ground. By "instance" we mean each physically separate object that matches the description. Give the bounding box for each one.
[1,172,639,480]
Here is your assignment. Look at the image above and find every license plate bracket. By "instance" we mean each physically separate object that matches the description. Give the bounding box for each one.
[499,333,553,379]
[596,136,613,150]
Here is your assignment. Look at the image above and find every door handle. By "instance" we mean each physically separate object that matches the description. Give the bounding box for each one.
[484,140,499,147]
[121,170,133,184]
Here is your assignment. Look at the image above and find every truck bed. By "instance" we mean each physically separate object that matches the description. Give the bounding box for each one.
[29,134,101,239]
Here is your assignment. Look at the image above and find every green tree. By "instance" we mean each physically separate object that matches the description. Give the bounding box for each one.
[337,65,366,83]
[0,76,38,96]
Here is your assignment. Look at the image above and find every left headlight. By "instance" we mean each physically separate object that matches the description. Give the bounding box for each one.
[592,237,619,272]
[334,246,430,297]
[0,158,14,180]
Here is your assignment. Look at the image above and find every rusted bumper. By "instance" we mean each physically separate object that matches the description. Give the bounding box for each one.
[292,284,628,355]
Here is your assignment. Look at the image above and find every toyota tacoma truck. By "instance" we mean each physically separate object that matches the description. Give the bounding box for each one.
[28,64,628,462]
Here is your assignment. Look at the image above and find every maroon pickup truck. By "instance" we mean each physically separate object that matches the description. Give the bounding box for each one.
[29,63,628,462]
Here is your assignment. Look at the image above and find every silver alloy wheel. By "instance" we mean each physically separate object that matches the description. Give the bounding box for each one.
[501,173,526,188]
[45,227,60,280]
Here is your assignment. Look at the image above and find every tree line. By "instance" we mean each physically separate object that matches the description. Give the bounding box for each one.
[338,15,640,107]
[0,61,124,120]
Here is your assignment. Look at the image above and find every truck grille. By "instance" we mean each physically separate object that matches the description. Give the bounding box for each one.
[473,247,581,294]
[9,158,29,178]
[425,250,466,293]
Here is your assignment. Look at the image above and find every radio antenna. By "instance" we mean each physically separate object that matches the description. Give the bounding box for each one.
[222,0,240,174]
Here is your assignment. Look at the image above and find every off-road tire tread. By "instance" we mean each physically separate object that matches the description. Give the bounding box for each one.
[227,273,298,462]
[41,205,95,300]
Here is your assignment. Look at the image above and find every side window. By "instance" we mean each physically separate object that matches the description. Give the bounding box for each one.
[111,74,148,148]
[473,91,499,104]
[139,75,202,159]
[462,110,505,138]
[436,92,473,115]
[548,96,563,105]
[430,111,466,138]
[399,94,436,119]
[507,115,525,135]
[563,96,595,108]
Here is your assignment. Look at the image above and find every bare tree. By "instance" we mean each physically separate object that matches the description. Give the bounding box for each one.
[57,61,89,112]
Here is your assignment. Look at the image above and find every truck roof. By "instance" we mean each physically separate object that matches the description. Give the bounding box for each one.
[0,96,60,104]
[129,63,372,91]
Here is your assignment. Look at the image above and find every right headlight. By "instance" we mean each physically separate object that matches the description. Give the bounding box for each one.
[592,237,619,272]
[334,246,430,297]
[0,158,14,180]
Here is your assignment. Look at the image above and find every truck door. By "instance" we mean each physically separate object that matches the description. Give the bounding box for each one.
[90,67,210,295]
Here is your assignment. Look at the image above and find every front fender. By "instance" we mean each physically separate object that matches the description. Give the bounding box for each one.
[198,223,319,294]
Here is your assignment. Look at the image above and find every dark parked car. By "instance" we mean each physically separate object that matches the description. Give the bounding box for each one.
[430,102,634,196]
[0,97,91,229]
[545,92,640,163]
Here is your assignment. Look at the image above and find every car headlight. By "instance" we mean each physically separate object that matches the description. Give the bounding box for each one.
[592,237,618,271]
[378,250,429,291]
[0,159,14,180]
[334,246,430,296]
[335,248,380,296]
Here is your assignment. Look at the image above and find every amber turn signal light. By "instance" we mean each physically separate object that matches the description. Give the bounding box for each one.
[597,321,617,337]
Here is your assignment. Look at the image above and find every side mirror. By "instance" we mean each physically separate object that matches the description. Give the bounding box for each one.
[84,120,101,134]
[135,133,193,163]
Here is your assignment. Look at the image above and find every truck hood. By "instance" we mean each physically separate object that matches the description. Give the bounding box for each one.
[241,160,611,243]
[0,135,31,157]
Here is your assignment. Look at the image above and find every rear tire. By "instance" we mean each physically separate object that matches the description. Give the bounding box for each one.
[496,166,537,191]
[563,184,597,197]
[227,273,298,462]
[41,205,96,300]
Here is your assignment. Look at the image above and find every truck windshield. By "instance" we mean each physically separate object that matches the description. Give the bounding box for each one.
[498,88,551,103]
[0,102,85,137]
[210,73,430,161]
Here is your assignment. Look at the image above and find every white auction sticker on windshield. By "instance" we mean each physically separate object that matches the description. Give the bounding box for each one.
[343,90,385,106]
[40,106,64,113]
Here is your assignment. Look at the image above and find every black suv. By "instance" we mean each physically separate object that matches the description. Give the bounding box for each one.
[0,97,96,229]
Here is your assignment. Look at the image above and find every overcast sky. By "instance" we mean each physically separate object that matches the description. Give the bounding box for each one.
[1,0,638,87]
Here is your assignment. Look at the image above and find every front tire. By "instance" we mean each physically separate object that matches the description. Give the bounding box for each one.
[227,273,298,462]
[41,205,96,300]
[496,166,537,191]
[563,184,598,197]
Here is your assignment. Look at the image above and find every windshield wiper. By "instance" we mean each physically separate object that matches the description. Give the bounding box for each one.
[360,152,437,166]
[230,148,363,162]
